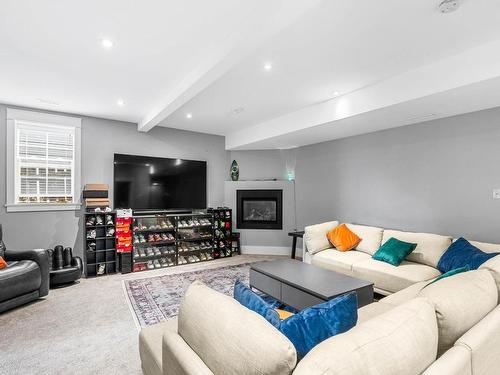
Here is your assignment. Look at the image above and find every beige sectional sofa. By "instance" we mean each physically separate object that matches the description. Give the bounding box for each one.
[138,221,500,375]
[302,220,500,295]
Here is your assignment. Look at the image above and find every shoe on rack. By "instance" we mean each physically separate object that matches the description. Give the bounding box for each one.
[96,215,103,225]
[178,256,186,265]
[87,242,96,251]
[134,235,140,244]
[146,247,154,257]
[207,252,213,260]
[139,248,146,258]
[104,207,112,212]
[154,247,161,256]
[200,253,207,261]
[154,260,161,269]
[86,217,96,226]
[161,233,168,241]
[106,228,115,237]
[94,207,102,213]
[147,234,155,243]
[147,261,154,270]
[106,215,114,225]
[97,263,106,275]
[87,230,96,239]
[133,251,139,259]
[167,257,175,266]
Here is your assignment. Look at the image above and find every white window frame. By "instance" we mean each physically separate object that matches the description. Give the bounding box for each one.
[6,108,82,212]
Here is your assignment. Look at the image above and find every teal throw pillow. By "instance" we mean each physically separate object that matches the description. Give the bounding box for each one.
[423,266,470,288]
[373,237,417,266]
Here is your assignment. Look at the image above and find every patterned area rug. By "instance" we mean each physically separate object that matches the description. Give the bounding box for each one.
[124,263,252,328]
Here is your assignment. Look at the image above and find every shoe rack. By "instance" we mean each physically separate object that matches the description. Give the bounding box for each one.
[83,210,117,277]
[131,211,228,272]
[209,208,234,258]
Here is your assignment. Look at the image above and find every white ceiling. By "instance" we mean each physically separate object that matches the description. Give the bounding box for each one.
[2,0,500,149]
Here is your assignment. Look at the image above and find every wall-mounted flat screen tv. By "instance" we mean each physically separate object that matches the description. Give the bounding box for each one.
[113,153,207,210]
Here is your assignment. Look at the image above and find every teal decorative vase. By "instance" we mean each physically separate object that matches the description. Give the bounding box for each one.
[230,160,239,181]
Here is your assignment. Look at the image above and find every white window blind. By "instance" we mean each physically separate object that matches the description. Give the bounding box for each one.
[15,122,75,204]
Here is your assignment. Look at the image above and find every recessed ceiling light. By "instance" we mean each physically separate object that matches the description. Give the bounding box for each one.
[186,113,193,119]
[101,38,113,48]
[117,99,124,107]
[438,0,460,13]
[333,91,340,97]
[264,62,273,71]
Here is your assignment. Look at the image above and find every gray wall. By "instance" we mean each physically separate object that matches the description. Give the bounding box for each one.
[227,149,296,181]
[295,107,500,244]
[0,104,226,256]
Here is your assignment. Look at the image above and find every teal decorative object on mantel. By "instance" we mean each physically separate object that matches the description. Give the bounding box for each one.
[230,160,239,181]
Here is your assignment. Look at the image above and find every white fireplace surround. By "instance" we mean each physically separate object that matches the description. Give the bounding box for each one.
[224,180,296,256]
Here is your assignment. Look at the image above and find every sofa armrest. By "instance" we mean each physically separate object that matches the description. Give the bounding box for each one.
[4,248,49,297]
[162,330,214,375]
[71,256,83,271]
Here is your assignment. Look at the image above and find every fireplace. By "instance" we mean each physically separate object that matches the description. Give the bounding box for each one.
[236,189,283,230]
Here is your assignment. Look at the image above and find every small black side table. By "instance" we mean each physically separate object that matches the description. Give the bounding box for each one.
[288,230,304,259]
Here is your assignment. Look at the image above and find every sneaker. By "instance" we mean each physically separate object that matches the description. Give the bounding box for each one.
[147,234,155,243]
[133,251,139,259]
[96,215,103,225]
[154,247,161,256]
[154,233,162,242]
[86,217,96,226]
[146,247,154,257]
[87,242,96,251]
[178,256,187,265]
[161,233,169,241]
[94,207,102,213]
[97,263,106,275]
[134,235,140,244]
[87,230,96,239]
[180,220,188,228]
[153,260,161,269]
[104,207,112,212]
[139,248,146,258]
[106,215,114,225]
[200,253,207,261]
[147,261,154,270]
[167,257,175,266]
[106,228,115,237]
[159,258,167,267]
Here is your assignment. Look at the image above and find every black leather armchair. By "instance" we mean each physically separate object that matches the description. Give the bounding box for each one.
[0,224,50,313]
[48,245,83,287]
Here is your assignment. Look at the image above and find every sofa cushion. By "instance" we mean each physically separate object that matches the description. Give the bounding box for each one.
[294,298,438,375]
[469,240,500,254]
[311,249,371,274]
[479,255,500,301]
[357,301,394,324]
[345,224,384,255]
[372,237,417,266]
[382,229,452,268]
[0,260,41,303]
[304,221,339,254]
[326,224,361,252]
[178,281,296,375]
[352,258,440,294]
[438,237,499,273]
[418,269,498,356]
[380,281,427,306]
[139,318,178,375]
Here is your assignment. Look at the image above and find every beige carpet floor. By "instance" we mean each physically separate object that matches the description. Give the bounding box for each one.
[0,254,280,375]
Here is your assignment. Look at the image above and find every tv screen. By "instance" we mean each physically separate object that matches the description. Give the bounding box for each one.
[113,153,207,210]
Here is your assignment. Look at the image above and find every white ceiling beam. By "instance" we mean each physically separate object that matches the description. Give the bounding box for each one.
[138,0,323,132]
[225,39,500,150]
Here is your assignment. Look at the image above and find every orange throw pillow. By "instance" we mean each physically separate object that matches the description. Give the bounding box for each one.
[0,256,7,269]
[326,224,361,252]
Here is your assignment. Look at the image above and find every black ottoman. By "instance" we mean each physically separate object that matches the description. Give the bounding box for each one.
[47,246,83,288]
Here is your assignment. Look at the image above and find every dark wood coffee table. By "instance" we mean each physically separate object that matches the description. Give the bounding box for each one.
[250,259,373,310]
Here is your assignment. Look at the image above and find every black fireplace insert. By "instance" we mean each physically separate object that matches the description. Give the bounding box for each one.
[236,189,283,230]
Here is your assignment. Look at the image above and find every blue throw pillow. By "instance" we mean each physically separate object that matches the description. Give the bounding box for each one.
[279,292,357,357]
[234,280,358,357]
[233,280,280,328]
[437,237,499,273]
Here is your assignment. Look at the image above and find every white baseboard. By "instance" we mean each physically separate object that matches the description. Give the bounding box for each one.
[241,246,291,256]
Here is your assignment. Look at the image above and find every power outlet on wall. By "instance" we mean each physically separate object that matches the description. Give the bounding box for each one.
[493,189,500,199]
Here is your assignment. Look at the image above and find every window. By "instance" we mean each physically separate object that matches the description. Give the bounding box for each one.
[6,109,81,212]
